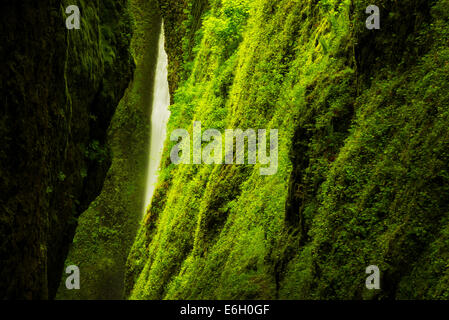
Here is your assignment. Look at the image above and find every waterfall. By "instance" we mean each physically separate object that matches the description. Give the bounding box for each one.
[143,22,171,217]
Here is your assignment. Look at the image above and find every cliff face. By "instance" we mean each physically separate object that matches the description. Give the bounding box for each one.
[0,0,133,299]
[125,0,449,299]
[56,0,162,300]
[2,0,448,301]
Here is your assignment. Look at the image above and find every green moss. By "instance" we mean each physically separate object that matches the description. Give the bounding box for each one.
[56,0,161,300]
[1,0,133,299]
[124,0,449,300]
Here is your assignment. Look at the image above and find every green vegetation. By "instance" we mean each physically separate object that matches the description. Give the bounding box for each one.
[0,0,133,299]
[56,0,161,299]
[5,0,446,300]
[124,0,449,299]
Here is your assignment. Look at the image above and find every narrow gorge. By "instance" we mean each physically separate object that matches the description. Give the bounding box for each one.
[1,0,449,301]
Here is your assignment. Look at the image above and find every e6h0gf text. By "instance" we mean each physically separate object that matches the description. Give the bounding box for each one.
[224,304,270,316]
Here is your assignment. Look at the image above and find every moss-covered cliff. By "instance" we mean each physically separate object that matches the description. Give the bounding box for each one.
[0,0,133,299]
[56,0,161,300]
[125,0,449,299]
[2,0,448,301]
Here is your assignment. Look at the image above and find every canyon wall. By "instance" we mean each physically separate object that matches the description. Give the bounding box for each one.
[57,0,161,300]
[0,0,133,299]
[125,0,449,299]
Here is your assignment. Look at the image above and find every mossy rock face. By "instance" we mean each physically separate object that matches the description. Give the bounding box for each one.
[124,0,449,300]
[56,0,162,300]
[0,0,133,299]
[3,0,448,300]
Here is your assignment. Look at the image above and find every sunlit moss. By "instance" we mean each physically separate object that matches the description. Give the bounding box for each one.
[123,0,449,300]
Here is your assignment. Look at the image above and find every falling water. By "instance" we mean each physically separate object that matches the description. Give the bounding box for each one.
[143,22,171,217]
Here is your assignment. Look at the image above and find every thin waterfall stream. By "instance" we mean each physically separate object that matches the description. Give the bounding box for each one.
[143,22,171,217]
